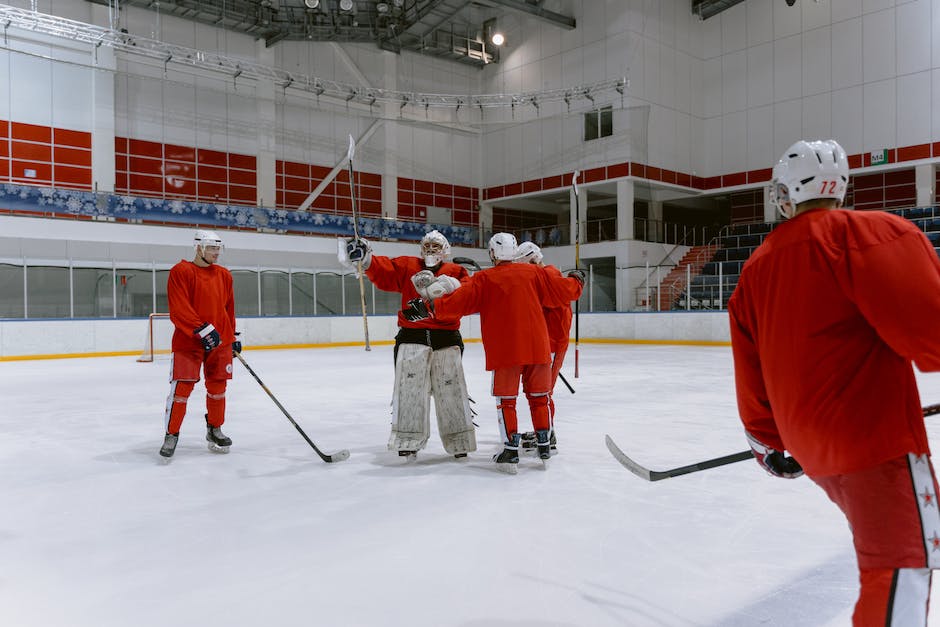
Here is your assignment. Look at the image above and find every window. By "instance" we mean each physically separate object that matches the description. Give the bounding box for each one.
[584,105,613,141]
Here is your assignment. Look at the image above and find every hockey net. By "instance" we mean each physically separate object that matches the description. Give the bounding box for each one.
[137,313,173,362]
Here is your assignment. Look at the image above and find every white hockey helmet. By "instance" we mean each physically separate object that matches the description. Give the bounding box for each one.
[770,139,849,219]
[194,229,223,257]
[488,232,518,263]
[515,241,543,264]
[420,230,451,268]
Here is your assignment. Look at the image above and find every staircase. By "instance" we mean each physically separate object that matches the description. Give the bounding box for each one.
[658,244,718,310]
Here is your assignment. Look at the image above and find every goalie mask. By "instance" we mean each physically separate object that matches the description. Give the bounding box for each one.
[515,241,543,265]
[770,139,849,219]
[194,229,223,263]
[488,232,518,263]
[420,230,451,268]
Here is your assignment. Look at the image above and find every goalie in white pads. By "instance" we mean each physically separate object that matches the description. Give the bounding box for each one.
[339,230,476,460]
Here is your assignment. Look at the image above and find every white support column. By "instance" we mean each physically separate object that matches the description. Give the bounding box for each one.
[479,200,493,247]
[381,52,398,220]
[616,179,634,240]
[90,4,115,194]
[255,41,277,209]
[916,164,936,208]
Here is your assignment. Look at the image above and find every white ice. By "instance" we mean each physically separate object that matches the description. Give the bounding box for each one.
[4,342,940,627]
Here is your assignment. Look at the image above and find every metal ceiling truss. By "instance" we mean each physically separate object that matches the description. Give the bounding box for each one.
[691,0,747,20]
[0,4,623,113]
[83,0,575,67]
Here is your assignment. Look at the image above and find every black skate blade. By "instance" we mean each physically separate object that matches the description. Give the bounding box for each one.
[207,442,231,454]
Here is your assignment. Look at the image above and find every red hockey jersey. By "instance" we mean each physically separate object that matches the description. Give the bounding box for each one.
[167,260,236,353]
[542,265,574,352]
[433,263,582,370]
[729,208,940,477]
[366,256,468,330]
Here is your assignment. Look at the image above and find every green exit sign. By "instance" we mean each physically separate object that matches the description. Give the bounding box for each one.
[870,149,888,165]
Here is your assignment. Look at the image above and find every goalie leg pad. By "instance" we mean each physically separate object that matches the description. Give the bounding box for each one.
[389,343,433,452]
[430,346,477,455]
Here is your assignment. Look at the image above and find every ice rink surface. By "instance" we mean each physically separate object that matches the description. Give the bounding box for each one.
[5,341,940,627]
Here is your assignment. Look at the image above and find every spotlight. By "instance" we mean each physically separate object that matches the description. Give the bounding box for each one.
[376,2,389,13]
[339,0,354,12]
[304,0,319,8]
[483,18,504,47]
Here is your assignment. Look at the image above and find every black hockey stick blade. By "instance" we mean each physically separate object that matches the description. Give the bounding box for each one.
[607,403,940,482]
[558,371,575,394]
[452,256,483,272]
[605,435,752,481]
[236,353,350,463]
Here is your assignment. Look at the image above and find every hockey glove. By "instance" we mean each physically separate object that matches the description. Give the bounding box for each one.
[566,269,586,285]
[402,297,433,322]
[232,332,242,357]
[345,238,372,269]
[746,431,803,479]
[195,322,221,352]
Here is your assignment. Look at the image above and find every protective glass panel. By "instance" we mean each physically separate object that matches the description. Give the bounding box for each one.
[232,270,259,317]
[115,268,153,317]
[260,270,290,316]
[0,264,25,318]
[315,272,343,315]
[26,266,71,318]
[290,272,316,316]
[73,267,114,318]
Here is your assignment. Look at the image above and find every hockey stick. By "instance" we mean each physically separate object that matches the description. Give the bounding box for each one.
[236,352,350,463]
[347,135,371,351]
[572,170,581,379]
[452,256,483,273]
[607,402,940,481]
[558,371,575,394]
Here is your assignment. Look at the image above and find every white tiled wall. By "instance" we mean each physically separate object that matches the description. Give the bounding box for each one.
[2,0,937,193]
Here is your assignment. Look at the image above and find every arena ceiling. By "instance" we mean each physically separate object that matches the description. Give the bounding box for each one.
[87,0,577,67]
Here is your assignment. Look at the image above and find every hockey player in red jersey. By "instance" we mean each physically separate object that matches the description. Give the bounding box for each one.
[729,139,940,626]
[160,229,239,459]
[515,241,571,452]
[339,230,476,460]
[403,233,583,474]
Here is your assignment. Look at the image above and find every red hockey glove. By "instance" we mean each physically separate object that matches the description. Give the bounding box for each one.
[746,432,803,479]
[402,298,433,322]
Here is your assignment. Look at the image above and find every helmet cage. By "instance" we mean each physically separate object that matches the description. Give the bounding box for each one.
[420,230,451,267]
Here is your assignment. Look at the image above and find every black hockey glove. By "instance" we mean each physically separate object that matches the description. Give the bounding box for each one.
[346,238,372,266]
[232,332,242,357]
[402,297,433,322]
[746,431,803,479]
[566,269,586,285]
[195,322,221,352]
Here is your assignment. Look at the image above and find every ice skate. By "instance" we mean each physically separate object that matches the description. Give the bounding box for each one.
[493,434,520,474]
[454,452,468,460]
[206,425,232,453]
[536,429,552,467]
[159,433,178,459]
[398,450,417,462]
